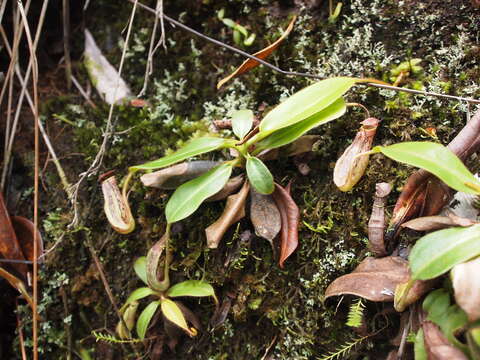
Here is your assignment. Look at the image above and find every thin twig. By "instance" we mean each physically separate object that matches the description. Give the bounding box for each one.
[71,74,97,109]
[1,0,49,191]
[70,0,138,228]
[17,2,40,359]
[0,24,73,197]
[62,0,72,89]
[15,299,28,360]
[130,0,480,105]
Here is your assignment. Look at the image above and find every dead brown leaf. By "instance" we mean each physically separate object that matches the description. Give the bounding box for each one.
[0,192,27,277]
[422,321,468,360]
[249,189,281,246]
[140,161,218,189]
[206,181,250,249]
[325,256,410,302]
[217,16,296,89]
[272,182,299,268]
[402,214,476,232]
[11,216,43,263]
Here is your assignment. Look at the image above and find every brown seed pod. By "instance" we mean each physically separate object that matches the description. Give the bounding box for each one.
[333,118,381,192]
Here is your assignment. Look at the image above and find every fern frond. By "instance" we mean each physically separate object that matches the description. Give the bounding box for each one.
[317,334,370,360]
[92,331,142,344]
[346,298,365,328]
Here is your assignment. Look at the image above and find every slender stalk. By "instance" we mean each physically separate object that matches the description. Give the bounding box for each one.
[130,0,480,105]
[17,2,40,358]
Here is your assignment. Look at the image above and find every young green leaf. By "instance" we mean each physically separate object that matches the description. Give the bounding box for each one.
[167,280,217,302]
[231,109,254,140]
[259,77,356,134]
[410,224,480,280]
[134,256,147,284]
[124,287,155,307]
[246,157,274,194]
[130,137,229,171]
[161,298,197,336]
[136,300,160,339]
[372,142,480,194]
[254,98,346,152]
[165,163,233,223]
[414,329,428,360]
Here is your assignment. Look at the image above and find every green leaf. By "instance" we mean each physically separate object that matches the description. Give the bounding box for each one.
[259,77,356,134]
[167,280,216,301]
[373,142,480,194]
[422,289,468,351]
[255,98,346,152]
[136,300,160,339]
[410,224,480,280]
[231,109,254,140]
[161,298,196,336]
[124,287,155,307]
[134,257,147,284]
[246,157,274,194]
[413,329,427,360]
[130,137,229,171]
[165,163,233,223]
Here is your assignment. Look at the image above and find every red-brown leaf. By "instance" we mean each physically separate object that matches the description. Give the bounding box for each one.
[272,182,299,268]
[217,16,296,89]
[422,321,468,360]
[11,216,43,263]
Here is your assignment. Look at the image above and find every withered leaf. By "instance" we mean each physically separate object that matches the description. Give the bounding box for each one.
[140,161,218,189]
[0,192,27,277]
[11,216,43,263]
[402,214,476,232]
[334,118,381,192]
[325,256,410,302]
[249,189,281,246]
[451,257,480,321]
[217,16,296,89]
[206,175,245,202]
[285,135,320,157]
[206,181,250,249]
[210,297,232,329]
[272,182,299,268]
[368,182,392,257]
[0,267,34,310]
[387,108,480,241]
[422,321,468,360]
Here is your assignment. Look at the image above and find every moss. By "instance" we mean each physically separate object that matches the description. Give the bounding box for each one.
[20,0,480,358]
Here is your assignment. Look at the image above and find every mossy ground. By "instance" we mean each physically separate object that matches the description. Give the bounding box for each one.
[2,0,479,359]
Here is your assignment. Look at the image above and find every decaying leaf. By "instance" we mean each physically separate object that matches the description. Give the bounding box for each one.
[272,183,299,268]
[402,214,476,232]
[84,29,132,104]
[217,16,296,89]
[284,135,320,157]
[206,181,250,249]
[206,175,245,202]
[367,182,392,257]
[249,189,281,246]
[334,118,381,192]
[100,174,135,234]
[325,256,410,302]
[140,161,218,189]
[387,108,480,241]
[210,296,232,329]
[442,189,480,220]
[11,216,43,263]
[0,193,27,277]
[451,257,480,321]
[422,321,468,360]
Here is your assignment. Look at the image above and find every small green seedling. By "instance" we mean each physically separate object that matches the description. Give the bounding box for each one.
[118,250,217,340]
[217,8,256,46]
